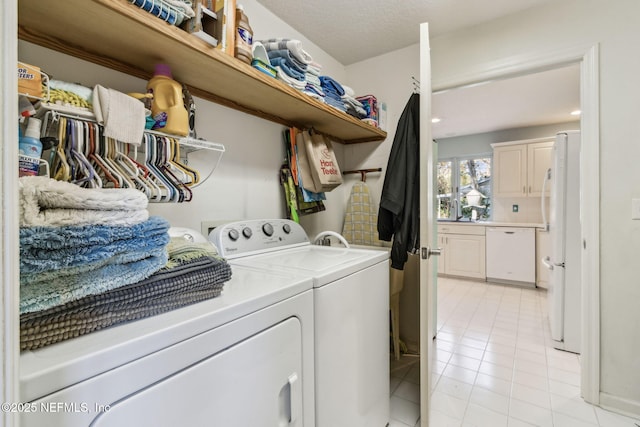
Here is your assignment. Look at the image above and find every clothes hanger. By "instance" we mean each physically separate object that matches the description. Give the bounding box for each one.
[87,122,120,188]
[155,136,192,202]
[144,133,174,202]
[69,119,98,187]
[159,136,190,185]
[170,139,200,185]
[154,136,187,202]
[104,136,136,189]
[52,117,71,181]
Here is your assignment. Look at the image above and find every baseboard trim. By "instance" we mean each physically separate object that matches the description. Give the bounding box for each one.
[599,392,640,420]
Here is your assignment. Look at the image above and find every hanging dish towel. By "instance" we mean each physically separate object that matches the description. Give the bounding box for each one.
[92,84,146,146]
[342,181,381,246]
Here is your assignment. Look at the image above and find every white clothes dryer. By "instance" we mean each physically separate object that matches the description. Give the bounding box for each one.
[210,219,390,427]
[20,252,315,426]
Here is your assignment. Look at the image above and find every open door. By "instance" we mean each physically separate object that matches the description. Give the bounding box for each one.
[419,22,436,427]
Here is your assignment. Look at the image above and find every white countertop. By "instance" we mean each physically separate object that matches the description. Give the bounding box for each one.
[438,221,545,229]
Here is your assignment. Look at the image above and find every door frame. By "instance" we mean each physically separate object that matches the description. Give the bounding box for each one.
[418,23,434,426]
[428,43,601,405]
[1,1,21,426]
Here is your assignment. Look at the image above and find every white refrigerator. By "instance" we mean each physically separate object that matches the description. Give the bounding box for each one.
[542,130,581,354]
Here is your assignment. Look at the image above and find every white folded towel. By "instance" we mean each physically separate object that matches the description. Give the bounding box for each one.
[92,85,146,146]
[19,176,149,227]
[342,85,356,98]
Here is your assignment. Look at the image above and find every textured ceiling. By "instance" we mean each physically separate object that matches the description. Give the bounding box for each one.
[256,0,555,65]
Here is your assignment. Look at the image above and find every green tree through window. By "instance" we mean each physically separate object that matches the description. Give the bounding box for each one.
[437,156,492,221]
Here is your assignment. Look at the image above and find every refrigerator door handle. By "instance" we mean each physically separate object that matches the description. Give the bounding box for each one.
[541,168,551,231]
[541,256,554,271]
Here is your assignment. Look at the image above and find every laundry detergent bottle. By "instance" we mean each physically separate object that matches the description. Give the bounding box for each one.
[146,64,189,136]
[18,117,43,177]
[234,5,253,64]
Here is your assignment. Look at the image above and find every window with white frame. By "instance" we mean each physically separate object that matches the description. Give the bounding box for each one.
[437,155,492,221]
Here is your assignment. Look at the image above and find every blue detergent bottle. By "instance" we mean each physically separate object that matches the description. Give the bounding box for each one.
[18,117,43,177]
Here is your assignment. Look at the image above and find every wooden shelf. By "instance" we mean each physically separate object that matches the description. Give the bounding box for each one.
[17,0,387,144]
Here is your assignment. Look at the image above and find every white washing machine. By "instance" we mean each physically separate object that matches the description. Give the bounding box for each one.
[210,219,390,427]
[20,235,315,427]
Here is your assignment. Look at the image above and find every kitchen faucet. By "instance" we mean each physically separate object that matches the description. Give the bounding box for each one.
[452,198,463,221]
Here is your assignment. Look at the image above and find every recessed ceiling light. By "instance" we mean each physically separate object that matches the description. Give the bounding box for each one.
[431,117,441,123]
[571,110,581,116]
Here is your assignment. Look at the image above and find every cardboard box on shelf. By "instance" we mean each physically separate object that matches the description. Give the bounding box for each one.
[18,62,43,100]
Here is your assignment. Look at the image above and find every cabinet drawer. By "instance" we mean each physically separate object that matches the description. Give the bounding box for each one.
[437,224,485,236]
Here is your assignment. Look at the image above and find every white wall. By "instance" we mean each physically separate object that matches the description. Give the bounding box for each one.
[344,0,640,416]
[437,121,580,159]
[343,44,421,231]
[17,0,350,238]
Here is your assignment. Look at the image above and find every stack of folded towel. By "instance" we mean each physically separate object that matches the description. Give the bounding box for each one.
[262,38,312,91]
[20,237,232,350]
[18,176,169,315]
[259,38,370,115]
[304,61,325,101]
[18,176,234,350]
[319,75,346,111]
[341,85,367,119]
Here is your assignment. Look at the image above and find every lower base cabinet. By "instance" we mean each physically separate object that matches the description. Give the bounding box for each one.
[437,225,486,280]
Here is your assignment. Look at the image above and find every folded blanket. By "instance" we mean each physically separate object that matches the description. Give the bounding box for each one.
[319,76,346,97]
[131,0,194,25]
[260,38,313,65]
[275,66,307,90]
[20,216,170,275]
[341,85,356,98]
[342,95,367,118]
[267,49,308,73]
[20,245,232,350]
[48,80,94,106]
[20,248,168,314]
[270,57,306,81]
[19,176,148,227]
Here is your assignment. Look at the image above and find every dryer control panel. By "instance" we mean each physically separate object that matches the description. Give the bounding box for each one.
[209,219,310,258]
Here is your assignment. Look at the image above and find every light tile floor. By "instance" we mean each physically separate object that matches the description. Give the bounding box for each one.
[389,277,640,427]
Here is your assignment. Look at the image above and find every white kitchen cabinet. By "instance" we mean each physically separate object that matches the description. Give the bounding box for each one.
[437,224,486,280]
[492,139,554,198]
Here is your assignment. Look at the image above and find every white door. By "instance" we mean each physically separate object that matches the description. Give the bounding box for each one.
[418,22,434,427]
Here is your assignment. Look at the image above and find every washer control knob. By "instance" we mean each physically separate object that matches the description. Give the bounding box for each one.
[262,223,274,237]
[282,223,292,234]
[242,227,253,239]
[228,229,240,241]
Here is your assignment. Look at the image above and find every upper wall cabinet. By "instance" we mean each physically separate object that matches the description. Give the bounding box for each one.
[17,0,387,144]
[492,138,554,198]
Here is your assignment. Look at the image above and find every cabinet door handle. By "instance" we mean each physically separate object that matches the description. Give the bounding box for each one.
[529,185,532,193]
[523,185,526,194]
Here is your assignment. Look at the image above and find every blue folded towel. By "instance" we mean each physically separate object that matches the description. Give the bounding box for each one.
[319,76,346,97]
[20,249,169,314]
[20,216,170,274]
[267,49,308,72]
[19,216,171,314]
